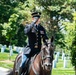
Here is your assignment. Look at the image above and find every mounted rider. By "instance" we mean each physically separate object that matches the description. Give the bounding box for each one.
[19,11,48,75]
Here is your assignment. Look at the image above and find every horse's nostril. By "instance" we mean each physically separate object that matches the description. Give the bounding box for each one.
[47,64,51,67]
[45,63,51,67]
[44,63,52,71]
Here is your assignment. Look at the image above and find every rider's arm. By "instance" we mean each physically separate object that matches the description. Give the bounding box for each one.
[24,17,39,35]
[24,22,34,35]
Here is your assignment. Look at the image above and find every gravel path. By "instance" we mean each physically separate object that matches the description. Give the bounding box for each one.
[0,67,9,75]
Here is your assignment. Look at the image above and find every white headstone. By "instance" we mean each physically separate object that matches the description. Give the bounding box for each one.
[9,45,12,49]
[19,47,24,53]
[53,60,56,68]
[55,54,58,63]
[16,47,20,53]
[62,52,65,60]
[4,45,6,49]
[13,46,17,50]
[9,46,13,56]
[57,52,60,57]
[63,57,67,68]
[1,46,5,53]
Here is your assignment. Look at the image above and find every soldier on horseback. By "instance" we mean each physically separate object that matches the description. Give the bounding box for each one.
[19,11,48,75]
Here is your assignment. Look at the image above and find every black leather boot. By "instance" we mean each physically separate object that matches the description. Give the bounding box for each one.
[18,66,22,75]
[19,58,29,75]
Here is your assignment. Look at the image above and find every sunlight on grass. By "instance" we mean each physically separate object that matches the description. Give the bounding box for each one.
[52,68,74,75]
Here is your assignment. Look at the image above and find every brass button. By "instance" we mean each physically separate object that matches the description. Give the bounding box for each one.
[34,46,38,48]
[37,35,38,37]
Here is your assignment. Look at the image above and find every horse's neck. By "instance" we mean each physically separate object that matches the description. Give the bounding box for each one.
[32,53,41,74]
[37,53,48,75]
[35,53,42,68]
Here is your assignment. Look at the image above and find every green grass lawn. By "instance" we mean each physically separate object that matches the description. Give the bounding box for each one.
[0,49,75,75]
[0,48,18,68]
[52,68,74,75]
[52,59,75,75]
[0,52,17,68]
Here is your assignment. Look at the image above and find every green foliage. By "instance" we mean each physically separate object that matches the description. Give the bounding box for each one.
[61,12,76,74]
[0,0,32,46]
[71,12,76,69]
[71,41,76,66]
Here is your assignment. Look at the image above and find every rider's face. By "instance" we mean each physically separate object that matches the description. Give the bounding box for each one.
[32,17,40,25]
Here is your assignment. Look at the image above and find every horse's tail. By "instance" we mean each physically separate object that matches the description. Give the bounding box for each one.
[7,69,13,75]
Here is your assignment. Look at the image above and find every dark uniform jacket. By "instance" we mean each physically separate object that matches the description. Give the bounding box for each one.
[24,22,48,57]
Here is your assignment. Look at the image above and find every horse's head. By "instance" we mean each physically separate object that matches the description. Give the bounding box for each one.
[41,36,55,71]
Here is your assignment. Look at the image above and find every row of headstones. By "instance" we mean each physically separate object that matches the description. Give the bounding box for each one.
[0,44,24,56]
[53,52,68,68]
[0,44,69,68]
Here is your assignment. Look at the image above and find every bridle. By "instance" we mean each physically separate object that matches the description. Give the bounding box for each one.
[42,55,52,60]
[41,43,53,70]
[41,55,52,69]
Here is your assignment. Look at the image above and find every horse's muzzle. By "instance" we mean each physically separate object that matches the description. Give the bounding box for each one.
[44,62,52,71]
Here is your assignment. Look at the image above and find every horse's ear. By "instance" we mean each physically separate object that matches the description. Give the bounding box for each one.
[50,36,54,43]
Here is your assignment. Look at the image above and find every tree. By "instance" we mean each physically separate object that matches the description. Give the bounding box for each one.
[71,12,76,75]
[35,0,76,49]
[0,0,31,46]
[61,12,76,75]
